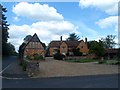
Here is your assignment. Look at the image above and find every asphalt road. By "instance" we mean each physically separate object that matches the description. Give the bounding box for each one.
[2,56,18,70]
[2,74,119,88]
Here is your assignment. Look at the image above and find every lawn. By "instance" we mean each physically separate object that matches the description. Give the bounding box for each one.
[65,59,120,65]
[100,60,120,65]
[65,59,98,63]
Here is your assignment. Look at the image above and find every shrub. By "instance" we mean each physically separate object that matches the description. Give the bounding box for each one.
[20,60,28,71]
[33,54,44,60]
[53,53,65,60]
[98,61,104,64]
[72,48,82,56]
[26,54,44,60]
[26,55,33,60]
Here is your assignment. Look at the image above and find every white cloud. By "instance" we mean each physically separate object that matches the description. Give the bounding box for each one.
[13,16,20,22]
[9,21,78,51]
[79,22,98,35]
[79,0,119,15]
[9,2,80,51]
[12,2,64,21]
[96,16,118,30]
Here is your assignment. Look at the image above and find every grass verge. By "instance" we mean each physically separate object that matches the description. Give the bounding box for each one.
[65,59,98,63]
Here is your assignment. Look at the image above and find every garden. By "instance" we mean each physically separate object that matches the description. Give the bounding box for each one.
[65,59,120,65]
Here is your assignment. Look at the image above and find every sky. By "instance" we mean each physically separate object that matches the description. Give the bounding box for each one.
[1,0,119,52]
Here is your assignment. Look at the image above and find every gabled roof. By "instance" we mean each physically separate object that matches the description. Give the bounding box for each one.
[22,33,42,50]
[30,33,41,42]
[49,41,62,47]
[49,40,84,48]
[105,48,118,54]
[66,40,82,48]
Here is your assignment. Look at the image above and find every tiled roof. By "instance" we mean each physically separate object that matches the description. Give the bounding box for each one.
[66,40,81,48]
[49,40,83,48]
[49,41,62,47]
[30,33,41,42]
[22,33,41,49]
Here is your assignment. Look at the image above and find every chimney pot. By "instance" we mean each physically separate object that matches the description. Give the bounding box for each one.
[60,36,62,41]
[85,37,87,44]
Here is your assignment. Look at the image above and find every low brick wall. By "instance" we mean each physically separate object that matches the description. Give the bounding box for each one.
[24,60,40,77]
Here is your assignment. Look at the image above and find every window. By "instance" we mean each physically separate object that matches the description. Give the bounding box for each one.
[81,46,84,48]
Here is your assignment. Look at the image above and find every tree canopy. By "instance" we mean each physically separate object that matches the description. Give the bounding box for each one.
[1,4,16,56]
[101,35,116,49]
[24,35,32,42]
[89,40,105,58]
[67,33,80,41]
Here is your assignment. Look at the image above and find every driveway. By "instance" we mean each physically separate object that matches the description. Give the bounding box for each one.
[35,57,119,78]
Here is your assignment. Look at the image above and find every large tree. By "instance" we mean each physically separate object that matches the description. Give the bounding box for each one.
[1,4,9,55]
[89,40,105,59]
[67,33,80,41]
[1,4,16,56]
[101,35,116,49]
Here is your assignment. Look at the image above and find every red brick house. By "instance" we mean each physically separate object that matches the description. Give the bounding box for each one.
[22,33,45,58]
[48,37,89,56]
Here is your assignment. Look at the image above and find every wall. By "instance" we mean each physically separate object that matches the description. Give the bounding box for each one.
[77,41,89,55]
[24,41,45,57]
[60,42,68,55]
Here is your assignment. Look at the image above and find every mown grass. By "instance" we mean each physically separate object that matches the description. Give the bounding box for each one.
[65,59,120,65]
[99,60,120,65]
[65,59,98,63]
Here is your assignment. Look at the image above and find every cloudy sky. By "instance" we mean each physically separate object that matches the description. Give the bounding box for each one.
[1,0,119,52]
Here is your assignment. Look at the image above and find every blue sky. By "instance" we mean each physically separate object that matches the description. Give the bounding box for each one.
[1,0,119,51]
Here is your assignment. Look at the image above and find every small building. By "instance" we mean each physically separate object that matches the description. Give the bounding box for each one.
[22,33,45,58]
[104,48,118,59]
[48,36,89,56]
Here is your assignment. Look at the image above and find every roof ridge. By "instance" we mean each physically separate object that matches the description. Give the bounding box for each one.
[22,33,41,50]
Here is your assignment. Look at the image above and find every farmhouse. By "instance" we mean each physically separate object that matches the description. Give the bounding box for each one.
[22,33,45,58]
[48,36,89,56]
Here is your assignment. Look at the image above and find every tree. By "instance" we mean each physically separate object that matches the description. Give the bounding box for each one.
[89,41,105,59]
[1,4,16,56]
[18,42,26,59]
[117,48,120,61]
[67,33,80,41]
[24,35,32,42]
[101,35,116,48]
[72,48,82,56]
[1,4,9,55]
[1,5,9,44]
[6,43,16,55]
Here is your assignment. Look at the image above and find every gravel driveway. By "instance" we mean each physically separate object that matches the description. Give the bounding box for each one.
[35,57,119,78]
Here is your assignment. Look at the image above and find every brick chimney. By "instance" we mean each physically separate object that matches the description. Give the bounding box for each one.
[60,36,62,41]
[85,37,87,44]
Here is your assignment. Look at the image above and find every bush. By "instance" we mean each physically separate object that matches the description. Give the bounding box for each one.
[98,61,104,64]
[53,53,65,60]
[26,54,44,60]
[19,60,28,71]
[33,54,44,60]
[26,55,33,60]
[72,48,82,56]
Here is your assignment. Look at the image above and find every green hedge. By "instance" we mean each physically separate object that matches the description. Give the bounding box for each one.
[26,54,44,60]
[53,53,65,60]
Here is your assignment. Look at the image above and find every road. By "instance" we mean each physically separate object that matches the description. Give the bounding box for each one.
[2,74,119,88]
[1,56,119,88]
[2,56,18,70]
